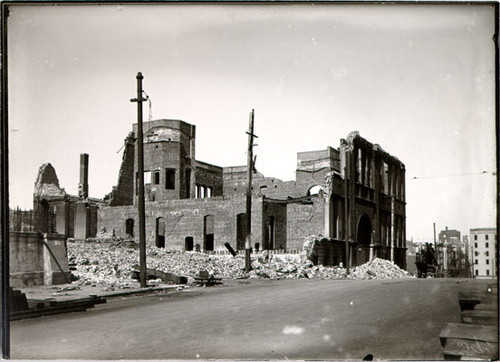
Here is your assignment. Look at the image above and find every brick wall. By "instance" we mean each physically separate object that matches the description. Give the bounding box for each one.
[286,196,325,250]
[108,132,135,206]
[309,238,347,267]
[262,202,287,250]
[195,161,224,197]
[223,173,300,200]
[98,196,265,251]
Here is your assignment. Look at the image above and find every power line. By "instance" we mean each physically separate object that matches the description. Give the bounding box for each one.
[410,170,496,180]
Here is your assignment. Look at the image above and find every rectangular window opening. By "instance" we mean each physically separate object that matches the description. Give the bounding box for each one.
[144,171,152,185]
[165,169,176,190]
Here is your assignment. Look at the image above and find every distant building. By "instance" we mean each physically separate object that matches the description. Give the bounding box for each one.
[470,228,497,278]
[406,239,418,274]
[438,227,472,277]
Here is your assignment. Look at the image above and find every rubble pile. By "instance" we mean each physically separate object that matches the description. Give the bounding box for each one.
[67,240,411,288]
[248,254,347,280]
[68,240,141,288]
[347,258,410,280]
[67,240,248,287]
[146,249,246,279]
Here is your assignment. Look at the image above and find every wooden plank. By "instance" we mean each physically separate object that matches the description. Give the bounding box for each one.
[28,297,106,309]
[194,277,223,286]
[486,283,497,291]
[443,338,498,360]
[10,304,90,321]
[474,303,497,311]
[459,291,496,303]
[458,291,496,311]
[439,323,498,347]
[132,265,188,284]
[461,309,498,325]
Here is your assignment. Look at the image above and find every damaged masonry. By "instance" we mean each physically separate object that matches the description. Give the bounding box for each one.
[31,118,407,272]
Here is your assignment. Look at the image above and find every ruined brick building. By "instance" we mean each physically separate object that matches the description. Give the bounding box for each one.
[34,119,407,268]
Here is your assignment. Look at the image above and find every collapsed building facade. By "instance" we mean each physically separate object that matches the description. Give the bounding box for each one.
[34,119,407,268]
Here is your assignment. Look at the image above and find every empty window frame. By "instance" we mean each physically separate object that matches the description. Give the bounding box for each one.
[125,218,134,237]
[485,234,489,240]
[185,236,194,251]
[165,169,176,189]
[154,170,160,185]
[144,171,152,185]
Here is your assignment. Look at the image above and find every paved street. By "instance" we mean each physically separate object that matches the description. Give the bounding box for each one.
[10,278,492,360]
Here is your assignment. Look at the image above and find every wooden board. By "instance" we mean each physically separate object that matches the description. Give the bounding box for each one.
[443,338,498,360]
[194,277,223,286]
[439,323,498,347]
[458,291,496,311]
[474,303,497,311]
[461,309,498,326]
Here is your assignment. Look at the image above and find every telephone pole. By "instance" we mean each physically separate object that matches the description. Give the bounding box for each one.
[130,72,147,288]
[245,109,257,273]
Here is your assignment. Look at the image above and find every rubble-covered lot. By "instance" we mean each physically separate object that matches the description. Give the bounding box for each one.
[67,239,412,288]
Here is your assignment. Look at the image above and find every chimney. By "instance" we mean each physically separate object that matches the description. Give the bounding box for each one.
[78,153,89,199]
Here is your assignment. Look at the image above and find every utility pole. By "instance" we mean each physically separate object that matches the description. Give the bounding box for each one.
[130,72,147,288]
[433,222,437,251]
[344,153,350,274]
[245,109,257,273]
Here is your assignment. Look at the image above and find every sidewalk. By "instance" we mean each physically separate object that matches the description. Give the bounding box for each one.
[18,282,184,304]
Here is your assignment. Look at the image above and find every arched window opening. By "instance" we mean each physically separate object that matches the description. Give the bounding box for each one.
[307,185,322,196]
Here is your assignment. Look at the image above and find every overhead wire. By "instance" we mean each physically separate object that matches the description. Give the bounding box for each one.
[410,170,495,180]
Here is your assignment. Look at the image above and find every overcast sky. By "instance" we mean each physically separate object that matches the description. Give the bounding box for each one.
[8,3,496,242]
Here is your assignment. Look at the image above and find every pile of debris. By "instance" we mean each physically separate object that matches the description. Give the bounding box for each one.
[68,240,141,288]
[67,239,411,288]
[67,240,249,288]
[248,253,348,280]
[348,258,410,280]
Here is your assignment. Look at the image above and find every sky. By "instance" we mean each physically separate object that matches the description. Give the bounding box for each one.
[7,3,497,243]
